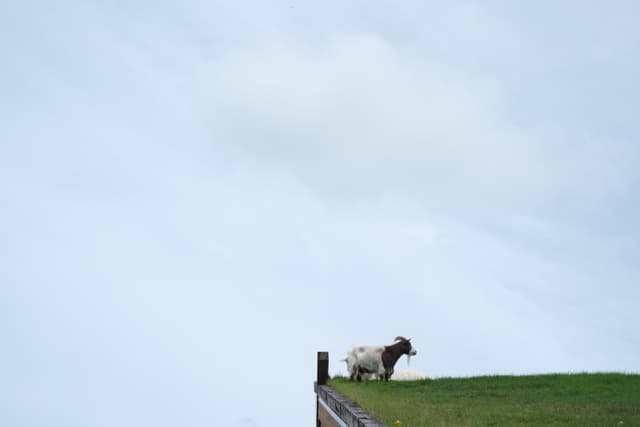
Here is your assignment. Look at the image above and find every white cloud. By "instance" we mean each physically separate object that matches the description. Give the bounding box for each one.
[206,34,636,216]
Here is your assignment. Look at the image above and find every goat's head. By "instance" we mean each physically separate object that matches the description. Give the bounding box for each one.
[394,336,417,357]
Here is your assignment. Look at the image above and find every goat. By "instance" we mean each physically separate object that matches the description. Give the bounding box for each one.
[343,336,417,381]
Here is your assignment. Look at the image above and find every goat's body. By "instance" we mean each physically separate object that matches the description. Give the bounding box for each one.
[346,346,386,380]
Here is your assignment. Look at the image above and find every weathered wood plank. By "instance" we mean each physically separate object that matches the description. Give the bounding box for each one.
[315,383,385,427]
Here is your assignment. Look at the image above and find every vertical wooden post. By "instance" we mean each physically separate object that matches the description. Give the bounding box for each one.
[317,351,329,385]
[317,351,329,426]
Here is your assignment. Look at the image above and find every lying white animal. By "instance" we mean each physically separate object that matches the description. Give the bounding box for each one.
[390,370,429,381]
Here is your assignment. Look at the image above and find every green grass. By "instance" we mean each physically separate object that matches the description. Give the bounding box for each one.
[329,373,640,426]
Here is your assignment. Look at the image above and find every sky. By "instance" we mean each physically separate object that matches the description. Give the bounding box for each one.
[1,1,639,426]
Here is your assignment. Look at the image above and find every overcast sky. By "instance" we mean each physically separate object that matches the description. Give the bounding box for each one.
[2,1,639,426]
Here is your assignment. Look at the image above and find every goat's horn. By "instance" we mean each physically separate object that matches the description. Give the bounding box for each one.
[394,336,408,342]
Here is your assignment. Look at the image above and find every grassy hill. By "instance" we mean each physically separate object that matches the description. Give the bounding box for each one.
[329,373,640,426]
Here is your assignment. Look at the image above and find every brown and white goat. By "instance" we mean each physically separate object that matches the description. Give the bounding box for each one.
[344,336,417,381]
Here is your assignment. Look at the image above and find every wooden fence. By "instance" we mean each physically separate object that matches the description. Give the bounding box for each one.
[314,352,385,427]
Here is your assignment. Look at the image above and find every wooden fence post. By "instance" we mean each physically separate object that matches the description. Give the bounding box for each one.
[316,352,329,427]
[317,351,329,385]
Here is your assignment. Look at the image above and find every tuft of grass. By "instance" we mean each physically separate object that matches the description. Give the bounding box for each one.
[329,373,640,426]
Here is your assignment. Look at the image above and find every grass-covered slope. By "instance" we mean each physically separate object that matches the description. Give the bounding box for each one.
[330,373,640,426]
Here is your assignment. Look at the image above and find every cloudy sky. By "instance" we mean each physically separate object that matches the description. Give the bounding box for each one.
[2,1,639,426]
